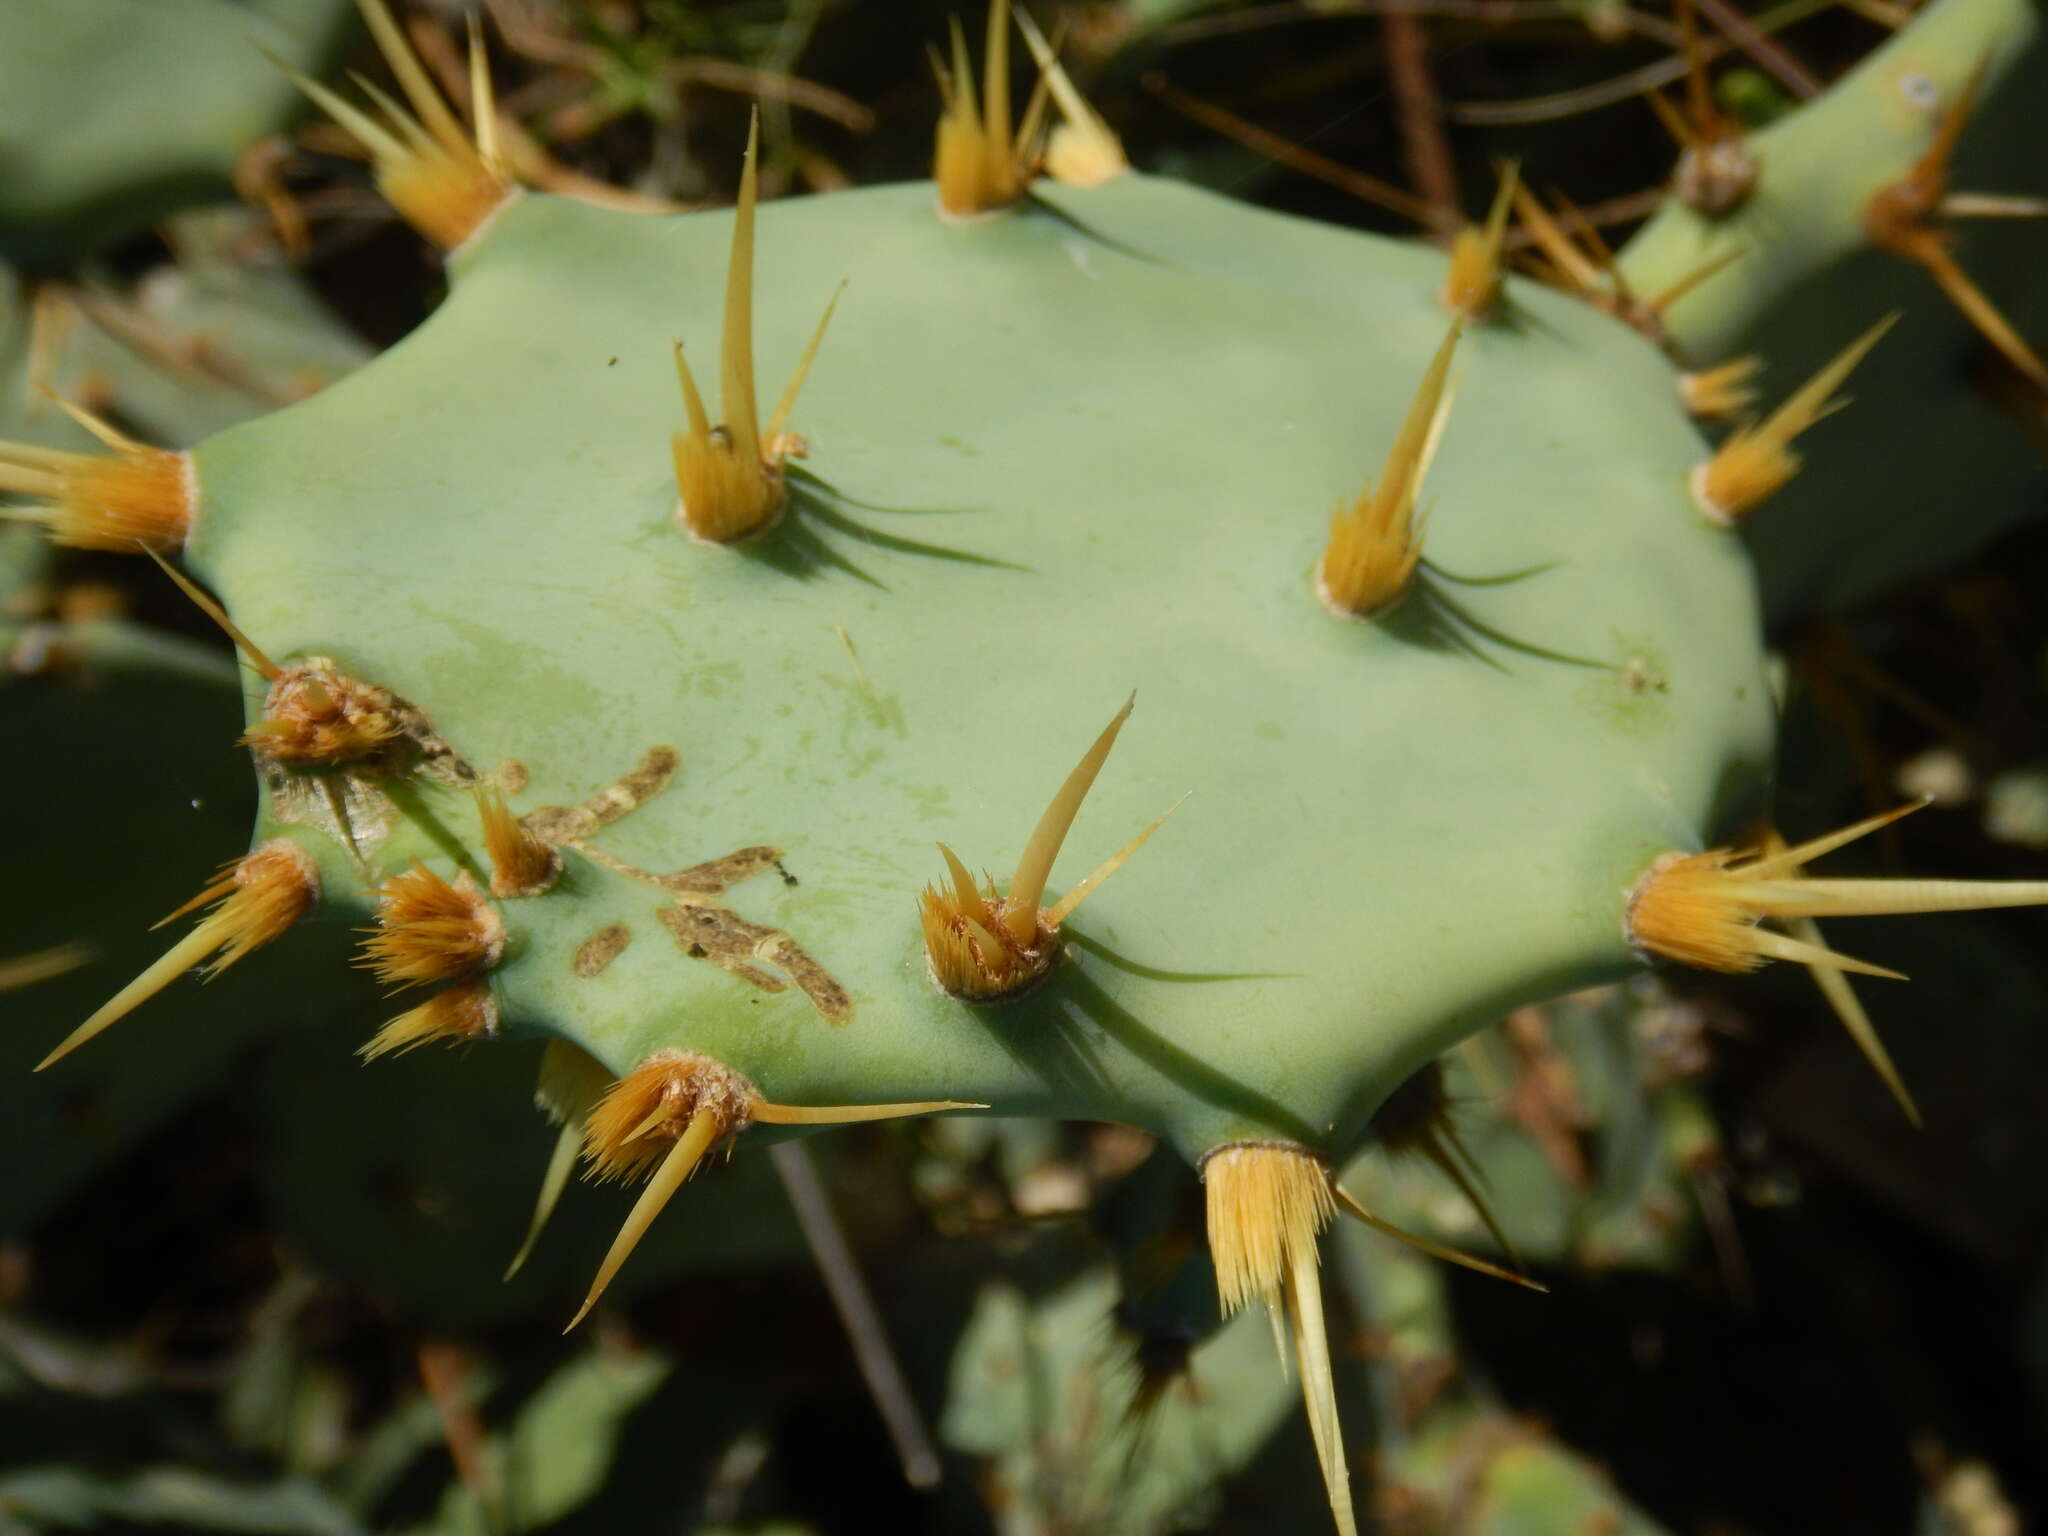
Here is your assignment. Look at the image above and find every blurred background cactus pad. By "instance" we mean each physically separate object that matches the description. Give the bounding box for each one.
[4,0,2048,1531]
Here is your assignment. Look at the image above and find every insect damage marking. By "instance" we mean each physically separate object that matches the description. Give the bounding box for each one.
[573,924,633,979]
[522,747,681,844]
[523,745,848,1021]
[660,846,787,894]
[657,902,852,1024]
[263,766,399,867]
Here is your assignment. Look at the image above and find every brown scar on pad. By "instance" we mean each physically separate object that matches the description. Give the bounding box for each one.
[389,693,475,785]
[573,924,633,979]
[658,903,853,1023]
[494,758,530,794]
[521,745,847,1020]
[660,846,786,894]
[523,747,681,844]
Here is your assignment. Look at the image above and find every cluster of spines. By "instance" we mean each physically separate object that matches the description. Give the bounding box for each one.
[931,0,1126,220]
[1509,176,1746,345]
[563,1051,978,1329]
[36,839,320,1071]
[1314,320,1461,620]
[272,0,514,252]
[670,114,842,546]
[917,696,1179,1001]
[1203,1145,1349,1530]
[1687,314,1897,524]
[144,553,416,782]
[1626,801,2048,1123]
[354,782,567,1060]
[1200,1133,1544,1536]
[1863,67,2048,391]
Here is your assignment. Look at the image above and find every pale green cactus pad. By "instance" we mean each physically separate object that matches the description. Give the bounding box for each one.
[187,173,1771,1164]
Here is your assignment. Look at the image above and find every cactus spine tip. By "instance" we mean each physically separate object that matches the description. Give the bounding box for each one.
[0,944,92,994]
[1201,1143,1353,1536]
[38,840,318,1070]
[506,1041,615,1280]
[1758,829,1922,1127]
[1679,355,1764,419]
[1441,163,1518,321]
[1331,1181,1547,1292]
[1688,313,1897,523]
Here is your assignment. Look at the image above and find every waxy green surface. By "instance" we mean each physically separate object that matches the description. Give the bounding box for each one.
[192,175,1773,1163]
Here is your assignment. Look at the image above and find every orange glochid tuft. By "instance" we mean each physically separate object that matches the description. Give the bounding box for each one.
[920,696,1179,1001]
[358,861,505,990]
[568,1049,980,1330]
[918,850,1057,1000]
[0,397,193,552]
[476,787,561,898]
[361,979,500,1060]
[243,663,407,769]
[580,1050,754,1185]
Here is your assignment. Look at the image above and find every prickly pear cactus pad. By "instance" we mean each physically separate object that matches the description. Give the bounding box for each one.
[20,0,2048,1527]
[188,175,1770,1158]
